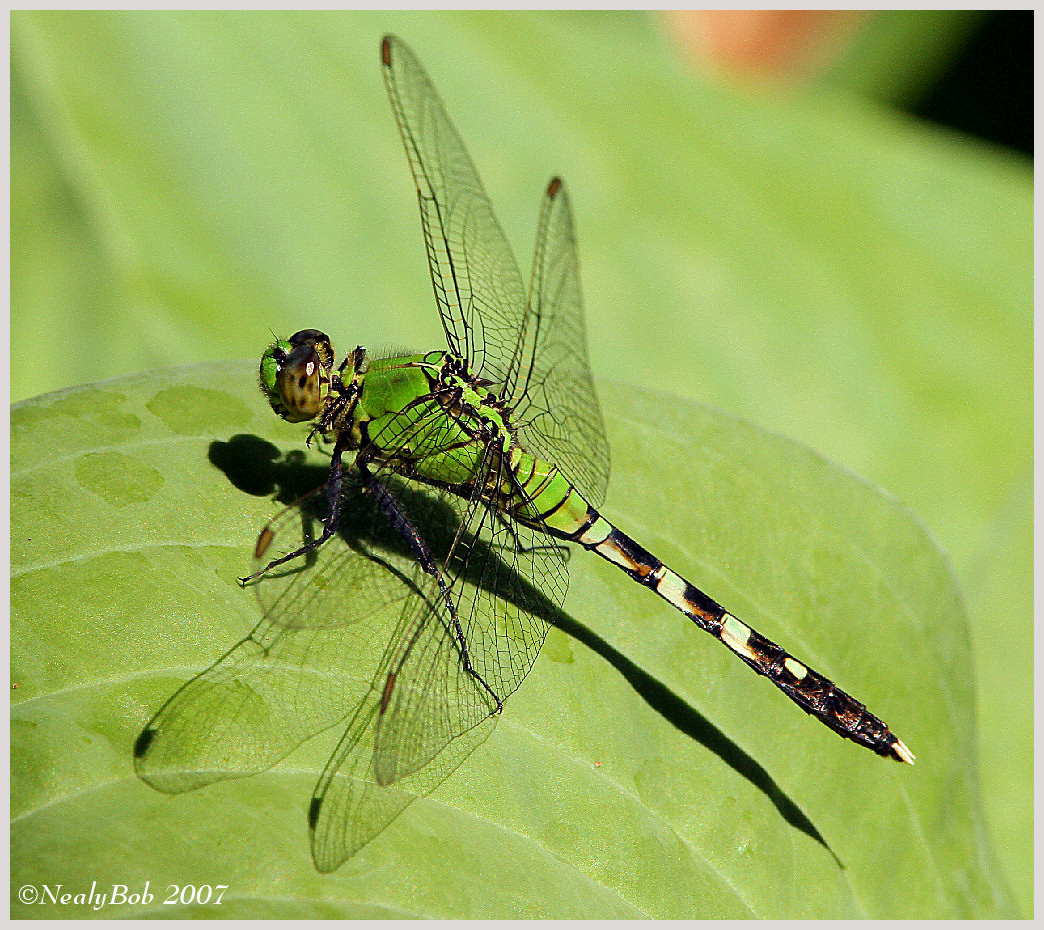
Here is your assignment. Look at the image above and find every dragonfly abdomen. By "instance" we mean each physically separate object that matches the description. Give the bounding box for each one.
[504,449,594,534]
[554,505,915,764]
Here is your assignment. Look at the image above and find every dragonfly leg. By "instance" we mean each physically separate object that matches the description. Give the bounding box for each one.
[359,464,503,714]
[239,437,352,584]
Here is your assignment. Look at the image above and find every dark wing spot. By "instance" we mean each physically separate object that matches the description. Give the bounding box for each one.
[254,525,275,560]
[308,796,323,830]
[380,671,397,715]
[134,727,157,759]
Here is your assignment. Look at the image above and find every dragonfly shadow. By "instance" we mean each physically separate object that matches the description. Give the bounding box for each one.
[208,435,840,865]
[209,434,326,504]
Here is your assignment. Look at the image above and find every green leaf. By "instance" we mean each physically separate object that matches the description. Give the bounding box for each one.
[12,10,1030,912]
[12,364,1014,917]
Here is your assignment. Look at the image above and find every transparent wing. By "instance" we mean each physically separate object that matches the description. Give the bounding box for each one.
[308,431,569,870]
[374,456,565,785]
[381,34,528,388]
[134,405,464,793]
[310,691,497,873]
[511,178,610,507]
[382,37,609,506]
[134,478,425,794]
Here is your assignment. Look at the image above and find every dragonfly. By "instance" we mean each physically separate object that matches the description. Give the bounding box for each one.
[136,34,913,873]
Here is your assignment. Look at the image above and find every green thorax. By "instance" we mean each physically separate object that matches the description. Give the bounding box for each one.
[260,332,508,489]
[355,351,512,488]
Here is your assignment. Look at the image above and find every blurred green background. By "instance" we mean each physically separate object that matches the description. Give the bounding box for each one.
[11,9,1031,915]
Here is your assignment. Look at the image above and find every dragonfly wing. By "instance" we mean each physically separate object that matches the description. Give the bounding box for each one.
[134,479,425,793]
[309,685,496,872]
[511,177,610,507]
[307,441,569,869]
[383,37,608,506]
[381,34,528,388]
[375,450,567,784]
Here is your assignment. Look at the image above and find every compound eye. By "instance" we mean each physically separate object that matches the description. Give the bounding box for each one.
[276,344,325,422]
[288,329,334,371]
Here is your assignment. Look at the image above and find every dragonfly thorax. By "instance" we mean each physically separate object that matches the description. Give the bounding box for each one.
[352,350,515,479]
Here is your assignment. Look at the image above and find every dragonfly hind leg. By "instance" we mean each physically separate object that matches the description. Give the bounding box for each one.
[360,465,504,715]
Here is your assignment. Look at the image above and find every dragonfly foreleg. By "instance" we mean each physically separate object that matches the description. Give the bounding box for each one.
[359,464,503,714]
[240,435,352,584]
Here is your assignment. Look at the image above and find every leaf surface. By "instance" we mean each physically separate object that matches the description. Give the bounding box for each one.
[11,364,1013,917]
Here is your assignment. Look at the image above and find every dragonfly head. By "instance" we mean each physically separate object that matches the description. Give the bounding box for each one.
[259,329,334,423]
